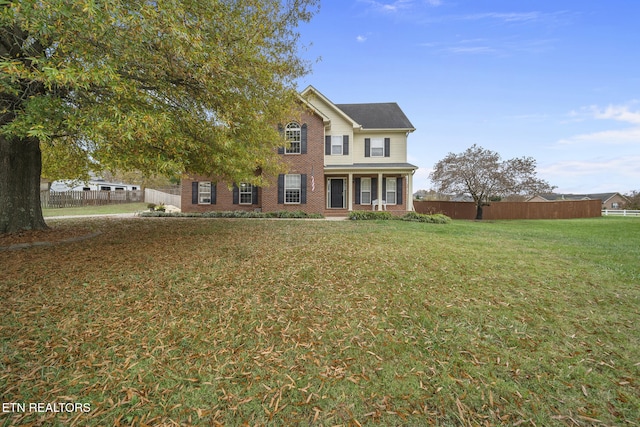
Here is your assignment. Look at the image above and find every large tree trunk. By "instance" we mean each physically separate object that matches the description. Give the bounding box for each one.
[0,136,47,233]
[475,203,483,220]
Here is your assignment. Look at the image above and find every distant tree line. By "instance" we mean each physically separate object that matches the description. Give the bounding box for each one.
[624,191,640,209]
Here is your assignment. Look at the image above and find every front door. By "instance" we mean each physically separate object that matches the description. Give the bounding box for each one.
[328,178,345,209]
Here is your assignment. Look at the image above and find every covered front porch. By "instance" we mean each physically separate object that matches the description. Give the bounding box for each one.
[323,164,417,214]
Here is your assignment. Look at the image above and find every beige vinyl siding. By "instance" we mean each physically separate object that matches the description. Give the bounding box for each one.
[353,131,408,164]
[305,97,355,166]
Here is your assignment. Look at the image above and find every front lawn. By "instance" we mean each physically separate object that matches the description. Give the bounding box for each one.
[42,202,148,217]
[1,217,638,425]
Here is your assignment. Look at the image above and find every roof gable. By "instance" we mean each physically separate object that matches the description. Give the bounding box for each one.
[300,85,415,131]
[300,86,359,128]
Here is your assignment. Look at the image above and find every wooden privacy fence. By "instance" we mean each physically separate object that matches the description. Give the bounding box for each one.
[41,190,143,208]
[414,199,602,220]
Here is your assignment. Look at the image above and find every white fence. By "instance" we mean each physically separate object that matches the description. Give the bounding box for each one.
[602,209,640,216]
[145,188,181,208]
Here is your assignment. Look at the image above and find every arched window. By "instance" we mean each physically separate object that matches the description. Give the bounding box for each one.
[285,122,301,154]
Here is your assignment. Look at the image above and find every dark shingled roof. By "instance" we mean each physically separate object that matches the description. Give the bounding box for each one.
[335,103,415,130]
[538,193,621,201]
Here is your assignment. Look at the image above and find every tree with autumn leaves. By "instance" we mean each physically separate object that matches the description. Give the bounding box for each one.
[0,0,318,233]
[430,144,555,220]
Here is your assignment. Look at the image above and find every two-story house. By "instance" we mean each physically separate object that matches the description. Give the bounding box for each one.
[181,86,417,216]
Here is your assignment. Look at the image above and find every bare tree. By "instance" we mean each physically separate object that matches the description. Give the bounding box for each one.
[623,190,640,209]
[430,144,555,219]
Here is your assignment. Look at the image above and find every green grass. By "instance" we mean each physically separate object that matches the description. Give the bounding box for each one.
[42,202,148,217]
[1,217,638,426]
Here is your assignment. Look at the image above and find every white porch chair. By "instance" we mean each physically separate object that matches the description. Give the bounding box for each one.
[372,199,387,211]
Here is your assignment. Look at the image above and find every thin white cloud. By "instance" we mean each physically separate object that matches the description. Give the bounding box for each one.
[539,156,640,193]
[590,103,640,124]
[356,35,367,42]
[506,113,550,121]
[446,45,496,54]
[559,103,640,145]
[358,0,441,14]
[462,12,543,23]
[423,36,555,56]
[541,156,640,176]
[358,0,414,13]
[558,127,640,145]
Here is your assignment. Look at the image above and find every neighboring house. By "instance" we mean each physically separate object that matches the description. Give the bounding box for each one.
[181,86,417,216]
[528,193,629,209]
[50,179,140,192]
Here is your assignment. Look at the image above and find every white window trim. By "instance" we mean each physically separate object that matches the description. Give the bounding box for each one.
[285,174,301,204]
[331,135,343,155]
[198,182,211,204]
[361,177,371,205]
[285,122,301,154]
[239,183,253,205]
[370,138,384,157]
[386,177,396,205]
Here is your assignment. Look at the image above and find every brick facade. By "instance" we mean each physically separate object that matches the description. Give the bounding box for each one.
[181,106,327,215]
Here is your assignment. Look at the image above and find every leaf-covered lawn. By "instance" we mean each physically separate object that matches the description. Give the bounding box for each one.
[1,217,638,426]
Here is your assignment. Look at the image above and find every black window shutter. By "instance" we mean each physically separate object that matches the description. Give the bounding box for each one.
[364,138,371,157]
[301,174,307,204]
[277,174,284,204]
[325,136,331,155]
[252,185,259,204]
[371,178,377,201]
[396,178,403,205]
[211,183,216,204]
[232,184,239,204]
[384,138,391,157]
[191,182,198,204]
[355,178,361,204]
[382,178,387,200]
[278,125,285,154]
[343,135,349,155]
[301,124,308,154]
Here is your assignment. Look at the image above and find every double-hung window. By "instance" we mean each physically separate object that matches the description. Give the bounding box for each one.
[386,178,396,204]
[285,122,301,154]
[285,174,301,204]
[239,183,253,204]
[198,182,212,204]
[370,138,384,157]
[360,178,372,205]
[331,136,343,155]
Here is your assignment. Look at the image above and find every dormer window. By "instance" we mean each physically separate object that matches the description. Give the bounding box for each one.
[285,122,301,154]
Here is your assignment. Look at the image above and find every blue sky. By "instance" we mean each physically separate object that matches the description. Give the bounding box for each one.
[296,0,640,194]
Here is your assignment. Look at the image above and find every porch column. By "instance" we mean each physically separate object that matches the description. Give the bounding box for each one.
[348,172,353,211]
[407,173,414,211]
[377,172,383,210]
